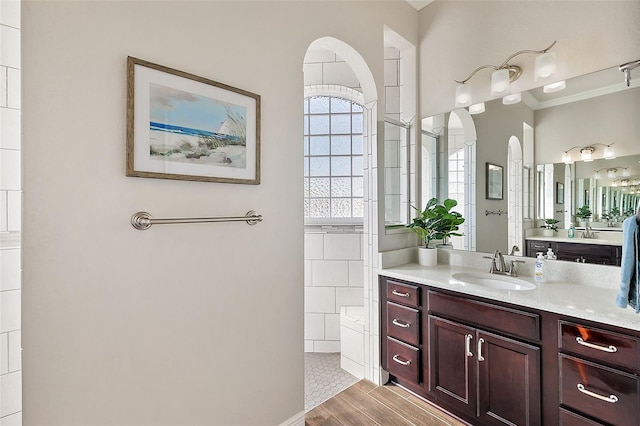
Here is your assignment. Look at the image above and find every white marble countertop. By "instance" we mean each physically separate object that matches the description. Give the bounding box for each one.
[380,262,640,332]
[526,236,622,246]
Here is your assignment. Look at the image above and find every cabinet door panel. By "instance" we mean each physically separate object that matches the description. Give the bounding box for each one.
[428,315,476,417]
[478,331,541,426]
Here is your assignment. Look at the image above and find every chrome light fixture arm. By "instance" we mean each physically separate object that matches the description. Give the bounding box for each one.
[455,40,557,85]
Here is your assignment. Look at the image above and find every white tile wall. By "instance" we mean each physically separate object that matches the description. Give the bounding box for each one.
[304,231,364,352]
[1,4,21,422]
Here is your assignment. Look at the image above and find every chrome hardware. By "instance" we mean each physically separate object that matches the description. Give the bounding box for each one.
[577,384,618,403]
[507,260,526,277]
[465,334,473,357]
[392,355,411,366]
[391,290,410,298]
[509,245,520,256]
[477,338,485,361]
[576,337,617,353]
[392,319,410,328]
[131,210,263,230]
[581,225,598,239]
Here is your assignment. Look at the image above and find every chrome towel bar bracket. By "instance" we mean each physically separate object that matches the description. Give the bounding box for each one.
[131,211,263,230]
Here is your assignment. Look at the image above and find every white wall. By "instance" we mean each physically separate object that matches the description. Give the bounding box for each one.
[21,1,417,424]
[419,1,640,118]
[0,0,22,424]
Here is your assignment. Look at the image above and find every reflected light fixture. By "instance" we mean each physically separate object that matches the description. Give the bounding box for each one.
[561,142,616,164]
[469,103,485,114]
[502,93,522,105]
[544,80,566,93]
[454,41,560,107]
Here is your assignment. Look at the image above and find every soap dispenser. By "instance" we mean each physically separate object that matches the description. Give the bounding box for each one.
[534,252,546,283]
[568,222,576,238]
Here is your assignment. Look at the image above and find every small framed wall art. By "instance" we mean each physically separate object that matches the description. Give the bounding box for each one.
[126,57,261,184]
[486,163,503,200]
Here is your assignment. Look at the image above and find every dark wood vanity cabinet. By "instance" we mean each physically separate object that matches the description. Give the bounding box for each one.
[558,321,640,425]
[380,275,640,426]
[381,276,541,425]
[525,239,621,266]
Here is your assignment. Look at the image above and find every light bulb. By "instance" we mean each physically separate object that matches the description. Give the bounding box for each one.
[502,93,522,105]
[594,171,602,180]
[607,169,617,178]
[535,51,557,81]
[581,147,594,162]
[543,81,566,93]
[603,145,616,159]
[622,168,631,177]
[469,103,485,114]
[455,83,472,107]
[491,69,510,96]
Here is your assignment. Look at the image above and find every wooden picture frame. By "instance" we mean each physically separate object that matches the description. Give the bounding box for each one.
[486,163,503,200]
[126,57,261,184]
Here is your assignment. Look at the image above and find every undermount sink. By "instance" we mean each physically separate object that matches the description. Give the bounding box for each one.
[450,272,536,291]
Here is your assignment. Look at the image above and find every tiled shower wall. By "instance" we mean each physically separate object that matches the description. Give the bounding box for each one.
[304,231,364,352]
[0,0,22,424]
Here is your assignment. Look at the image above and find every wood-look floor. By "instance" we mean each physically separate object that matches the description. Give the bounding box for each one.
[305,379,468,426]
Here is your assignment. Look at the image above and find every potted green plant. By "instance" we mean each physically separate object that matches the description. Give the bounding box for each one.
[575,205,592,226]
[540,218,559,237]
[407,198,465,265]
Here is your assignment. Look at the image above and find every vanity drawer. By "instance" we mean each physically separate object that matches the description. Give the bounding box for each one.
[386,337,420,384]
[559,408,605,426]
[428,290,540,341]
[386,302,420,346]
[386,279,420,308]
[559,354,640,425]
[527,240,551,254]
[560,321,639,370]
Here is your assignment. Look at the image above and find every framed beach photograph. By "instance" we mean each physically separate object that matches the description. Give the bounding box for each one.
[126,57,261,184]
[486,163,503,200]
[556,182,564,204]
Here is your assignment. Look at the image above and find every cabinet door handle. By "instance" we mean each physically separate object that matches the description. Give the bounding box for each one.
[576,337,617,353]
[392,355,411,366]
[465,334,473,357]
[392,319,410,328]
[477,338,485,361]
[391,290,410,298]
[577,383,619,403]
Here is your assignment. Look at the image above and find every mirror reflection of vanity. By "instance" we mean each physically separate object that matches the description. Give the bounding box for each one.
[412,64,640,265]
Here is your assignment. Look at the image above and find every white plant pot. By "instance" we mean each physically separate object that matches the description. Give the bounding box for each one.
[543,229,554,237]
[418,247,438,266]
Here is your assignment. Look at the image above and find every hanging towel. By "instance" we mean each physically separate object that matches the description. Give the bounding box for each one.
[616,216,640,313]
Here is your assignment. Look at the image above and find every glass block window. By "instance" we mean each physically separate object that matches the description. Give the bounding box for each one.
[304,96,364,220]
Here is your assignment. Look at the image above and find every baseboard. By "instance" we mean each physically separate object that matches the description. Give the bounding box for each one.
[278,410,305,426]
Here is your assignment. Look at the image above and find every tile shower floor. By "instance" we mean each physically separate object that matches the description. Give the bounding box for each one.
[304,352,359,412]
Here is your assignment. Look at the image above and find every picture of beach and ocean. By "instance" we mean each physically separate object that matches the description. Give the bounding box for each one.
[149,83,247,169]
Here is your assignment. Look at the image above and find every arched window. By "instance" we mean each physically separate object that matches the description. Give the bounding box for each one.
[303,95,364,221]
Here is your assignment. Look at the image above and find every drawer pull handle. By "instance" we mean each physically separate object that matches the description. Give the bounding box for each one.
[577,384,619,403]
[465,334,473,357]
[392,319,410,328]
[477,337,485,362]
[576,337,617,353]
[391,290,410,298]
[392,355,411,366]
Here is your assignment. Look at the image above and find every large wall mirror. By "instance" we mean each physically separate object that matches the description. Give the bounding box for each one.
[421,64,640,264]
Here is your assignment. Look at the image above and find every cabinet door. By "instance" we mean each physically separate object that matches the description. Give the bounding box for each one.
[477,330,541,426]
[428,315,477,417]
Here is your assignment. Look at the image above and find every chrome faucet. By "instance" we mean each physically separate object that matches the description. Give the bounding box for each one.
[581,225,597,239]
[509,245,520,256]
[483,249,525,276]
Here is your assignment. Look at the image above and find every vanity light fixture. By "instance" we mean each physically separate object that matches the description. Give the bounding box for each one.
[454,41,560,107]
[594,168,626,179]
[543,80,566,93]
